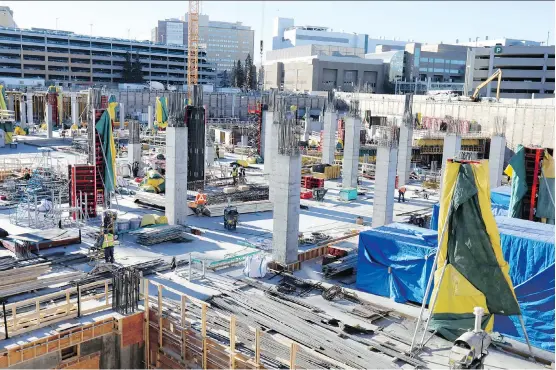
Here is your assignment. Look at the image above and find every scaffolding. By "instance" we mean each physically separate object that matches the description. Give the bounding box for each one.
[10,148,69,229]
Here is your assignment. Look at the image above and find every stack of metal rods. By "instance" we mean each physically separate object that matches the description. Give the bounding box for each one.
[322,254,358,278]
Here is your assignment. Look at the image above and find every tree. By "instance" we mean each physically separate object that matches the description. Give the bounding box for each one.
[122,52,134,82]
[131,53,144,83]
[244,54,253,90]
[230,65,237,88]
[250,65,257,91]
[217,70,230,88]
[234,60,244,89]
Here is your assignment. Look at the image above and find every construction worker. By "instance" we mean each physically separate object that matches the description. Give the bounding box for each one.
[231,165,239,186]
[239,166,246,184]
[215,145,220,159]
[102,233,115,263]
[195,190,207,206]
[398,186,407,203]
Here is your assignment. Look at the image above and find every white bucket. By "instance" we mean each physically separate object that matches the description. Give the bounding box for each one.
[129,218,141,230]
[117,219,130,232]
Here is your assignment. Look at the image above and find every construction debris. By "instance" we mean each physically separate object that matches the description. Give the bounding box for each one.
[133,225,191,246]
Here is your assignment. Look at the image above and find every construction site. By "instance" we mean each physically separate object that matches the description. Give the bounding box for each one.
[0,3,554,370]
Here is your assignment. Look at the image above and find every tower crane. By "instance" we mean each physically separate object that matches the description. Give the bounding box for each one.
[187,0,200,104]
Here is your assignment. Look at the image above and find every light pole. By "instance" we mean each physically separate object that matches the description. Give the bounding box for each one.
[89,24,93,38]
[56,18,59,31]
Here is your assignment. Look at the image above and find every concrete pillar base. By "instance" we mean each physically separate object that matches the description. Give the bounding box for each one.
[397,123,413,187]
[147,106,153,130]
[46,104,53,139]
[26,94,33,125]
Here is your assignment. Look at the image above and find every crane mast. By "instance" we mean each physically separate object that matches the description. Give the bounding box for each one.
[187,0,200,103]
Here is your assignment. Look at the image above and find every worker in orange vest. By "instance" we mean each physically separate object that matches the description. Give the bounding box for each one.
[398,186,407,203]
[195,191,207,206]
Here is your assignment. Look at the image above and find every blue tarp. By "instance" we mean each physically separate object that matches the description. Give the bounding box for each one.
[493,216,555,352]
[356,223,437,304]
[357,218,555,351]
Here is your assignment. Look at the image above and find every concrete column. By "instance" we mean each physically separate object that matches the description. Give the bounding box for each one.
[372,146,398,228]
[165,126,188,226]
[240,135,248,147]
[71,94,78,127]
[46,104,53,139]
[442,134,461,169]
[7,95,14,111]
[322,111,337,165]
[397,95,414,187]
[128,120,142,170]
[147,106,153,129]
[272,152,302,265]
[302,118,311,141]
[205,145,215,167]
[342,116,362,189]
[26,94,33,125]
[489,135,506,189]
[440,134,461,196]
[19,99,26,126]
[119,102,125,127]
[263,111,275,175]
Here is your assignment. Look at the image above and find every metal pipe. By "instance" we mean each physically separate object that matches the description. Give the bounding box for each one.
[189,253,192,281]
[418,260,448,348]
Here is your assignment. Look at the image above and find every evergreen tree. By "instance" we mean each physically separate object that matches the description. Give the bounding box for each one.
[244,54,253,90]
[122,52,134,82]
[250,65,257,90]
[132,53,144,83]
[230,65,237,88]
[217,70,230,88]
[235,60,244,89]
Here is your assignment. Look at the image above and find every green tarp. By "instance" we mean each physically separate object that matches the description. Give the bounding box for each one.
[506,145,528,218]
[95,111,116,193]
[447,164,521,316]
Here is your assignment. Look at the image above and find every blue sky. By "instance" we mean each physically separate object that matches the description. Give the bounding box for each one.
[3,1,554,63]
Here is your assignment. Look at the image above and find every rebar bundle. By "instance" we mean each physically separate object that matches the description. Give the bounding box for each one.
[112,267,140,315]
[274,97,302,156]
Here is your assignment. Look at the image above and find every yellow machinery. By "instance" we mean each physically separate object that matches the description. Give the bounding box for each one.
[187,0,200,103]
[471,69,502,102]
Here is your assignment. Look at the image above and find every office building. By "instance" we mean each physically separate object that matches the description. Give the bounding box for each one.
[459,38,542,48]
[0,26,216,86]
[264,44,385,92]
[271,17,407,53]
[152,15,254,72]
[0,6,16,28]
[465,45,555,98]
[403,43,469,83]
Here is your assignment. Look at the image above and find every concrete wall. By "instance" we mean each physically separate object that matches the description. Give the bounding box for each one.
[336,92,555,160]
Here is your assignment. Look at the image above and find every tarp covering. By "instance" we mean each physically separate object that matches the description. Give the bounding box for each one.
[536,151,555,224]
[356,223,437,304]
[431,160,520,341]
[0,85,6,110]
[493,216,555,351]
[155,97,168,129]
[505,145,528,218]
[95,110,117,192]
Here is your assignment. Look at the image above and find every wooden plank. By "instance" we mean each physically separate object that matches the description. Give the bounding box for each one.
[157,284,163,368]
[255,328,261,368]
[229,316,236,369]
[202,303,207,370]
[290,342,297,370]
[144,278,150,369]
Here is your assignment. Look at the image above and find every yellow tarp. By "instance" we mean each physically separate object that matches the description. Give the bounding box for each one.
[140,214,156,227]
[155,215,168,225]
[236,160,249,168]
[107,102,118,123]
[542,151,555,179]
[433,160,516,334]
[14,126,26,136]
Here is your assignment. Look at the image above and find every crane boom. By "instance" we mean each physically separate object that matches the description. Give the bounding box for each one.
[187,0,200,104]
[471,68,502,102]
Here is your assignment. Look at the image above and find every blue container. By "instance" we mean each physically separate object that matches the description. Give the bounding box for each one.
[339,188,358,201]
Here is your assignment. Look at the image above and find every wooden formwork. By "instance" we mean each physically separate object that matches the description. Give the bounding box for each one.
[0,318,115,368]
[144,279,279,370]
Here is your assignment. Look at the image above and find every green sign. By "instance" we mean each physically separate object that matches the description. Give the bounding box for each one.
[494,46,503,54]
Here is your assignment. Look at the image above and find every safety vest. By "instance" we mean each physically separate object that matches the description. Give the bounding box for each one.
[195,193,207,205]
[399,186,407,194]
[232,168,238,177]
[102,234,115,249]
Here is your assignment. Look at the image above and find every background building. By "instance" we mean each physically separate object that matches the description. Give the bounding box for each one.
[403,43,469,83]
[459,38,543,47]
[0,26,216,86]
[465,45,555,98]
[271,17,408,54]
[152,15,254,72]
[264,44,384,92]
[0,6,16,28]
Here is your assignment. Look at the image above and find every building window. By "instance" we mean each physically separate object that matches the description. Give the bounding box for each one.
[414,48,421,67]
[419,67,427,72]
[434,58,444,64]
[420,57,428,63]
[434,68,444,73]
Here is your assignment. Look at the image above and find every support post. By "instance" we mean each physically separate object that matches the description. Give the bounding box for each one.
[71,94,78,127]
[181,295,186,361]
[144,279,150,368]
[290,342,297,370]
[489,135,506,189]
[322,111,338,165]
[202,303,207,370]
[19,99,26,126]
[147,106,153,130]
[342,115,362,188]
[165,126,188,225]
[26,93,33,126]
[397,94,414,187]
[372,145,398,228]
[255,328,261,368]
[119,102,125,128]
[46,104,53,139]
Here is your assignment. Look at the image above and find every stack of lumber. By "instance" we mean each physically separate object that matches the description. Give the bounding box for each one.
[322,253,357,278]
[0,269,85,298]
[133,225,188,246]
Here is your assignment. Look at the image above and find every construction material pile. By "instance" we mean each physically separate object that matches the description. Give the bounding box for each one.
[134,225,189,246]
[322,253,357,278]
[206,185,269,205]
